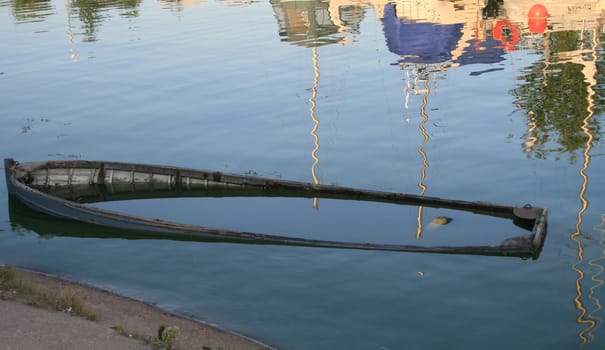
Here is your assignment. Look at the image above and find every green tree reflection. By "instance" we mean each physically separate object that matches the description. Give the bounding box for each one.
[513,30,603,163]
[69,0,142,42]
[10,0,53,23]
[270,0,343,47]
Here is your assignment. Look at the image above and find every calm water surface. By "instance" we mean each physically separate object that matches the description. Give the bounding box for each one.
[1,0,605,349]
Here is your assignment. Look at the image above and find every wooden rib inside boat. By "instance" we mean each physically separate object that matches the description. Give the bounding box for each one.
[4,158,548,258]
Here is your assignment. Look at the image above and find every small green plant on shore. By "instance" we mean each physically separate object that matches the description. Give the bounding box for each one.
[112,324,181,350]
[154,325,181,350]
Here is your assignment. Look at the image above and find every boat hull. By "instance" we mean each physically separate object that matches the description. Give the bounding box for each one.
[4,158,548,258]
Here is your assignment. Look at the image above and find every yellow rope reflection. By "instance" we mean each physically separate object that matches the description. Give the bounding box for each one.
[415,77,430,239]
[309,46,321,209]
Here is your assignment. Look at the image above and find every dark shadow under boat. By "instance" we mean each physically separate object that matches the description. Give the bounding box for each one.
[4,158,548,259]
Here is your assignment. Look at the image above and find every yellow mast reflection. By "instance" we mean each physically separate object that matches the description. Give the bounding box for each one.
[309,46,321,209]
[402,64,431,239]
[415,76,430,239]
[582,25,604,344]
[270,0,347,209]
[65,0,78,62]
[568,27,600,346]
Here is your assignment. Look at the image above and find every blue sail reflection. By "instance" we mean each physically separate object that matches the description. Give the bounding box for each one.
[381,3,505,67]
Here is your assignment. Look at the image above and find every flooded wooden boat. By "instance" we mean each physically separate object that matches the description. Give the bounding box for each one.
[4,158,548,258]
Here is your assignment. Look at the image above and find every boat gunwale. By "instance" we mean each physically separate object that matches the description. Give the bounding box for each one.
[4,158,548,258]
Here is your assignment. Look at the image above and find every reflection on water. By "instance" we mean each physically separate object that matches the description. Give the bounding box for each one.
[270,0,370,47]
[591,214,605,335]
[68,0,141,42]
[7,0,54,23]
[569,27,603,344]
[398,65,432,237]
[413,75,430,238]
[158,0,255,11]
[158,0,207,9]
[271,0,346,47]
[382,3,465,64]
[309,46,322,208]
[571,109,601,345]
[270,1,328,207]
[514,29,603,163]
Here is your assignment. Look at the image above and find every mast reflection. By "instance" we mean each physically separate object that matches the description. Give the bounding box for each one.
[309,46,321,208]
[415,76,429,238]
[565,27,601,347]
[270,0,345,208]
[271,0,344,47]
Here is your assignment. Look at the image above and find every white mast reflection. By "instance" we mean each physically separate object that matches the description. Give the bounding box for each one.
[309,46,321,209]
